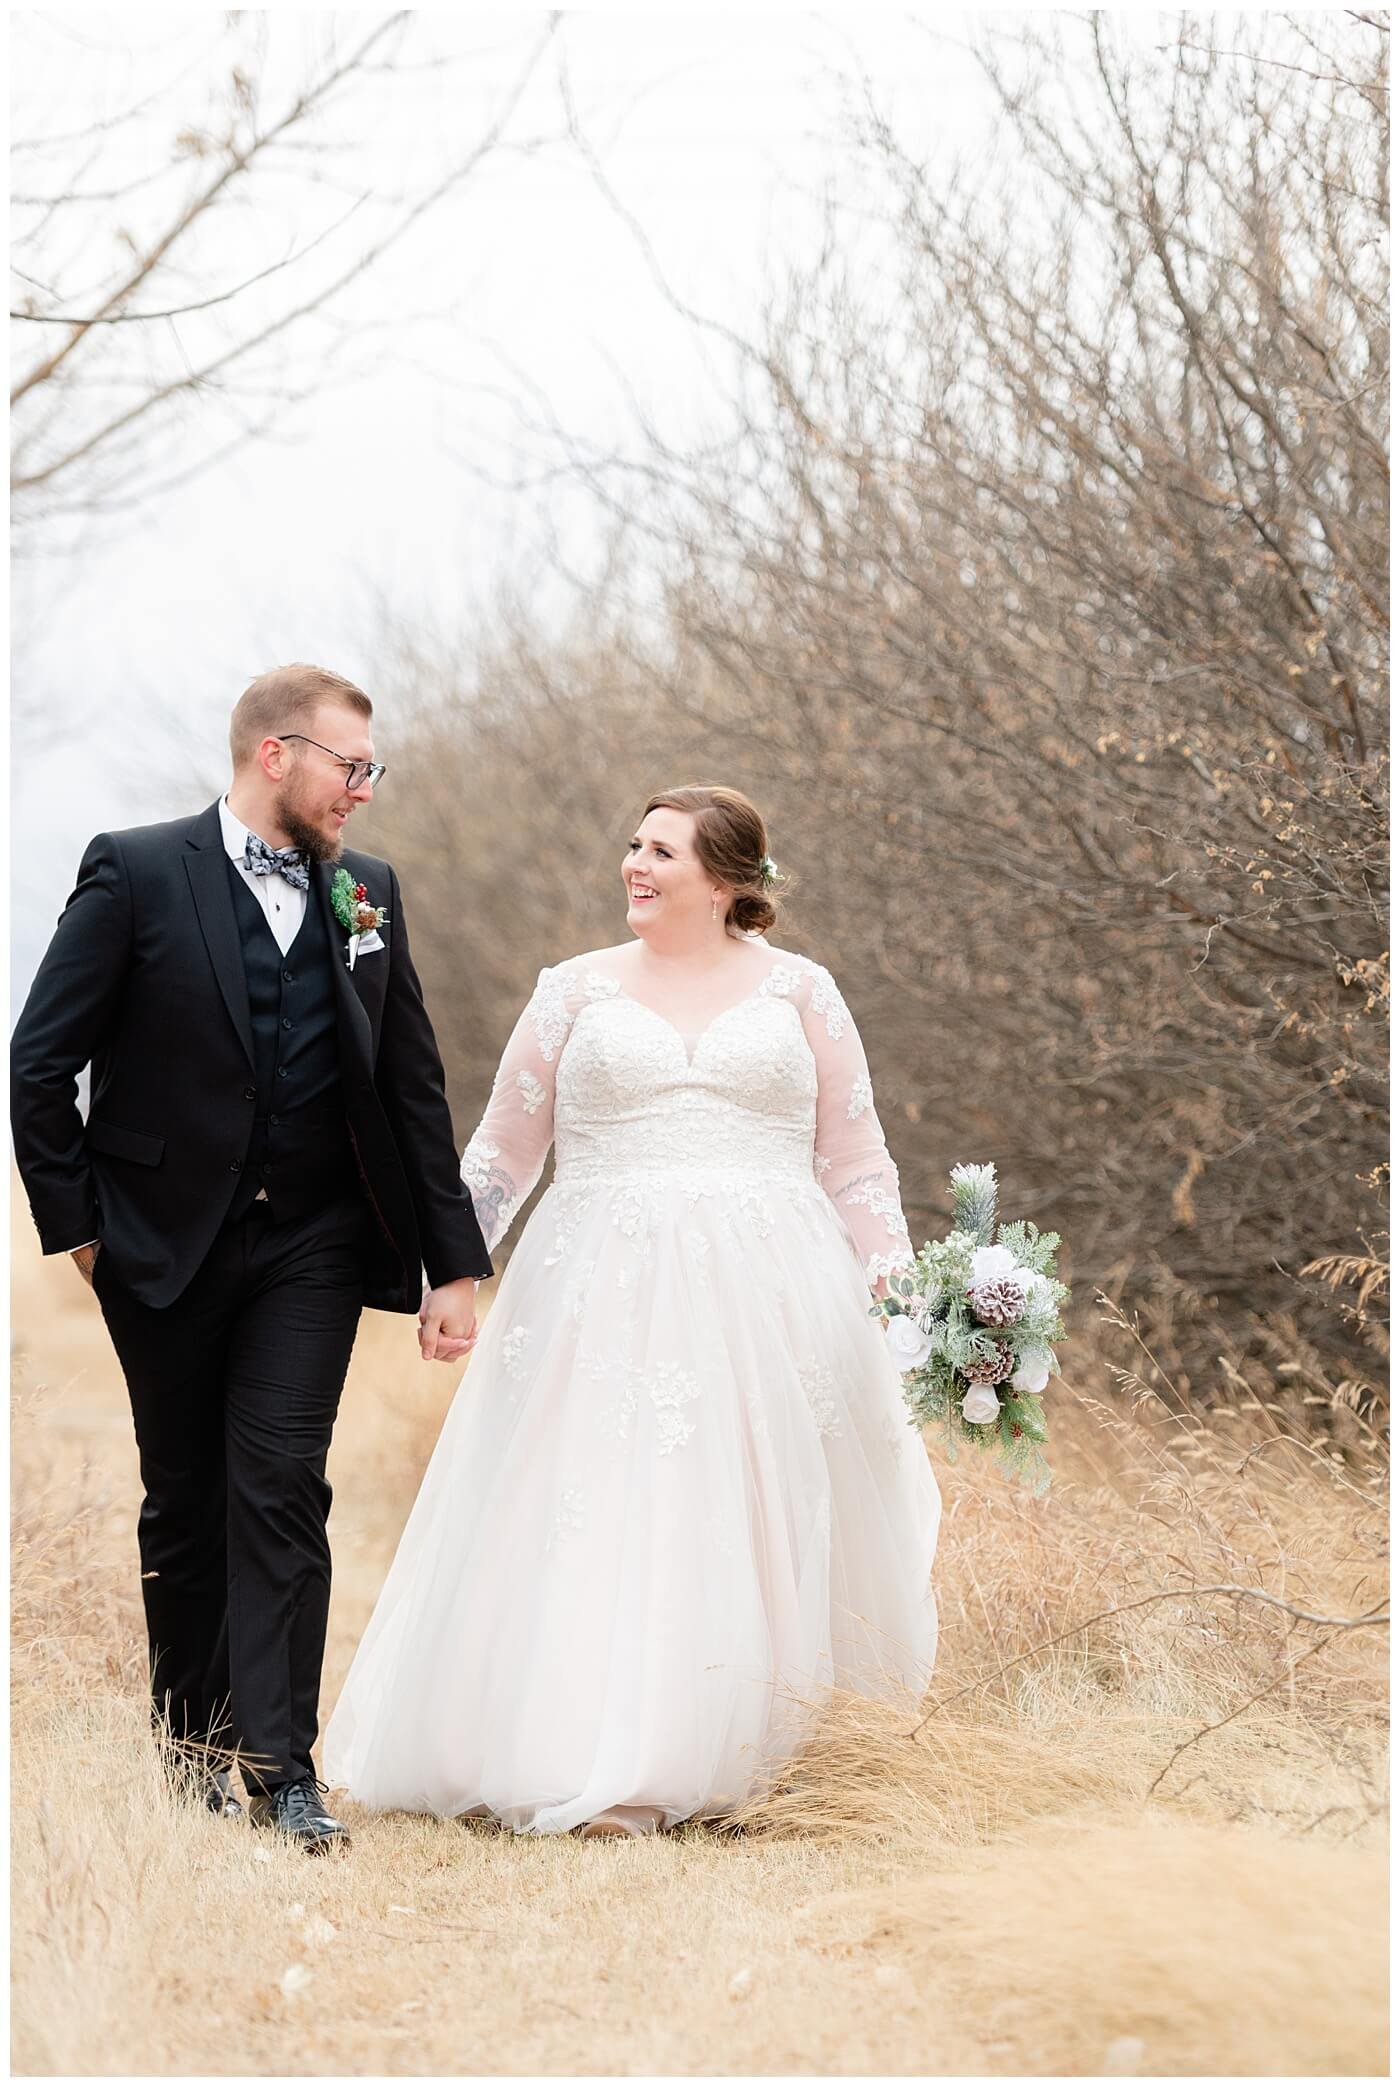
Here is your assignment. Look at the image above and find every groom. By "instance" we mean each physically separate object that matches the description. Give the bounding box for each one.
[10,663,491,1851]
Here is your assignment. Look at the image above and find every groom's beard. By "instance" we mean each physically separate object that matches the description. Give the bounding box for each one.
[276,791,345,866]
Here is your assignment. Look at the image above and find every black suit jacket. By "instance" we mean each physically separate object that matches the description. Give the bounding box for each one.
[10,801,491,1311]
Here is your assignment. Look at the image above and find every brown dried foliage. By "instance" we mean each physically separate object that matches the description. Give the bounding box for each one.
[372,17,1388,1410]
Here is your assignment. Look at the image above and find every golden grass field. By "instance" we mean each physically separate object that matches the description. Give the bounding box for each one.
[10,1169,1389,2077]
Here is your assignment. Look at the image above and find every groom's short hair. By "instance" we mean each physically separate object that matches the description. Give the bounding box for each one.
[230,664,373,769]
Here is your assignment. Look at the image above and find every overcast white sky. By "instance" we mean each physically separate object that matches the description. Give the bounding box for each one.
[9,8,1170,1009]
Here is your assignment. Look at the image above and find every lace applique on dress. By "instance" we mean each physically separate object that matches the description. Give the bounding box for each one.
[799,1358,844,1439]
[501,1325,532,1379]
[651,1362,702,1454]
[714,1180,776,1246]
[759,964,804,1001]
[867,1246,916,1287]
[517,1070,546,1115]
[530,967,573,1064]
[808,965,851,1039]
[610,1181,654,1253]
[846,1073,873,1121]
[581,970,622,1001]
[840,1172,911,1239]
[543,1182,594,1268]
[461,1133,500,1191]
[580,1348,701,1454]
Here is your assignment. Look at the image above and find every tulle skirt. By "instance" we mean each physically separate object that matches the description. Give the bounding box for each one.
[324,1166,941,1832]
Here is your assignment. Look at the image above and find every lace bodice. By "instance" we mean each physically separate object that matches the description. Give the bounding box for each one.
[461,948,915,1289]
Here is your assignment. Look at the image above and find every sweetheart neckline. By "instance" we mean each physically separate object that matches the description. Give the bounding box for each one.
[576,970,796,1068]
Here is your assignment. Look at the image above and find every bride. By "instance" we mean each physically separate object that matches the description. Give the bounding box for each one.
[325,784,940,1836]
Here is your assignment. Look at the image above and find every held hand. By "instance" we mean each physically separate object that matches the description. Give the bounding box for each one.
[418,1277,480,1365]
[70,1243,100,1289]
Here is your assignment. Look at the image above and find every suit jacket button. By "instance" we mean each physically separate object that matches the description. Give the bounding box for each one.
[243,1086,256,1101]
[230,1159,241,1172]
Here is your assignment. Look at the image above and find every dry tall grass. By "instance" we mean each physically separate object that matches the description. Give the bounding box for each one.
[10,1173,1387,2077]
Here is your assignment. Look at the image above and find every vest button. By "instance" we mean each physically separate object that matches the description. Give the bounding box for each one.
[281,1018,293,1031]
[230,1159,241,1172]
[276,1067,289,1079]
[269,1115,280,1127]
[282,970,295,983]
[243,1086,256,1102]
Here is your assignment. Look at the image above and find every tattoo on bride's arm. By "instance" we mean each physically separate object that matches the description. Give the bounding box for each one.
[471,1164,517,1244]
[461,1135,520,1247]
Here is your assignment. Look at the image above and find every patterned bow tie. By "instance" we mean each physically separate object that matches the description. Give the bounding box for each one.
[243,835,310,891]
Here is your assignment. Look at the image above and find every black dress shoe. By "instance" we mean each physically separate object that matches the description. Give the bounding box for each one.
[248,1776,351,1853]
[202,1768,244,1817]
[164,1753,244,1817]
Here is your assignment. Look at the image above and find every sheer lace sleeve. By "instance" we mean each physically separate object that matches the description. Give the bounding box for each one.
[793,958,916,1294]
[460,963,575,1254]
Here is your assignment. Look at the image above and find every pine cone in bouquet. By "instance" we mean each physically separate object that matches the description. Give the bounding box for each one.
[961,1338,1014,1387]
[967,1275,1027,1326]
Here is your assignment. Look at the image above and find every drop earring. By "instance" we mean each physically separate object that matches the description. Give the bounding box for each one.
[711,895,719,923]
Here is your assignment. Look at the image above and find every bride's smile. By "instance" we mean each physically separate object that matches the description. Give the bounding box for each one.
[621,806,726,942]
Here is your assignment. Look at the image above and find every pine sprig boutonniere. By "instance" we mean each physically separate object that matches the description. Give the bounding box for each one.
[331,867,388,968]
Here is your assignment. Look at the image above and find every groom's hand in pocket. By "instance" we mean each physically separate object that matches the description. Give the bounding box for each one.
[418,1277,479,1364]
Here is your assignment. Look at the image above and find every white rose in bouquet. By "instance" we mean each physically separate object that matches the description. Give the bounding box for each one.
[961,1384,1002,1425]
[1018,1270,1055,1311]
[968,1244,1020,1286]
[885,1313,937,1372]
[1010,1341,1054,1395]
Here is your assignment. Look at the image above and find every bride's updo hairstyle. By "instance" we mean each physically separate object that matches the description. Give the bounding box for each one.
[642,784,790,937]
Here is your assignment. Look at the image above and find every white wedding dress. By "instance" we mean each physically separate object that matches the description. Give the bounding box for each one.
[324,947,940,1832]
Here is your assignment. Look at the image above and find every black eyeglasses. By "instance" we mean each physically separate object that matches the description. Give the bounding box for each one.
[278,733,386,792]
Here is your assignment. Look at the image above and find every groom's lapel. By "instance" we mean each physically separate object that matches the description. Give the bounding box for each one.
[319,862,373,1066]
[184,802,255,1069]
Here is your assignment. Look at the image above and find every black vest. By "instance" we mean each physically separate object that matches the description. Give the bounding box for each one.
[225,862,359,1222]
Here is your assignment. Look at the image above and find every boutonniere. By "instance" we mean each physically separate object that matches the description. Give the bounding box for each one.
[331,867,389,970]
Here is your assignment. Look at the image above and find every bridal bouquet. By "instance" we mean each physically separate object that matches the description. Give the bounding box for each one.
[874,1163,1068,1491]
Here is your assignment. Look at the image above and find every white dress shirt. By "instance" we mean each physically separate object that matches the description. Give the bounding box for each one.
[220,796,308,957]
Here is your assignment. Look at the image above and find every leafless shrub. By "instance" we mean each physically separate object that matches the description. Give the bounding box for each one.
[10,13,560,537]
[374,15,1388,1406]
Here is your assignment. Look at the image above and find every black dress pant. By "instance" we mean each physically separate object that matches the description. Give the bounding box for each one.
[94,1193,370,1793]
